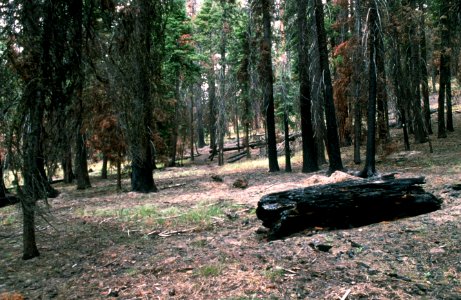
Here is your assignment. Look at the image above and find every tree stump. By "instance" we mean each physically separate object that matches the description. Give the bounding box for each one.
[256,176,442,238]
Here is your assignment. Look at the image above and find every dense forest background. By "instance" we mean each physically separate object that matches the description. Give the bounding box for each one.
[0,0,460,262]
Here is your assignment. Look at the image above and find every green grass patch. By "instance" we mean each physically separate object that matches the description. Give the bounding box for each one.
[263,267,285,282]
[78,201,229,230]
[195,264,223,277]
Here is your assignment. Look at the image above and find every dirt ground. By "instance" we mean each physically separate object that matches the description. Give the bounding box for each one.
[1,105,461,299]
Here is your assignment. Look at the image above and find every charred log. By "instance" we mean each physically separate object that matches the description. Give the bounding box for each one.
[256,176,441,238]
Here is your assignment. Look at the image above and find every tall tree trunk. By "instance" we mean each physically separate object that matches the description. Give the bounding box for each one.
[22,86,43,260]
[101,153,108,179]
[376,22,389,144]
[314,0,343,173]
[208,69,218,158]
[0,158,5,198]
[129,0,158,193]
[169,75,180,167]
[308,2,327,166]
[446,64,454,132]
[353,0,363,164]
[409,0,427,144]
[196,84,206,148]
[360,2,378,178]
[62,145,74,183]
[391,24,411,151]
[437,2,450,138]
[261,0,279,172]
[298,0,318,173]
[75,129,91,189]
[190,91,195,162]
[283,111,292,172]
[419,0,432,134]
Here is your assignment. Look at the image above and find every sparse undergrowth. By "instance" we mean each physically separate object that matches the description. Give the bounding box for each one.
[1,111,461,299]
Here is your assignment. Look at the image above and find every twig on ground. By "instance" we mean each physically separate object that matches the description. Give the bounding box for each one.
[340,289,351,300]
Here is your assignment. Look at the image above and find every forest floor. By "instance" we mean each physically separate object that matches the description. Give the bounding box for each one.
[1,98,461,299]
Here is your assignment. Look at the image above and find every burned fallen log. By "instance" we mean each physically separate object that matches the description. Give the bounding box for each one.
[0,195,19,208]
[227,151,248,163]
[256,176,442,238]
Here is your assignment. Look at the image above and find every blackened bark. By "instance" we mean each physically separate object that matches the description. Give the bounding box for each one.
[376,25,389,143]
[256,176,441,238]
[353,0,363,165]
[308,5,327,166]
[261,0,279,172]
[62,145,74,183]
[314,0,343,173]
[101,154,108,179]
[75,130,91,189]
[22,86,45,260]
[360,4,378,178]
[298,0,318,173]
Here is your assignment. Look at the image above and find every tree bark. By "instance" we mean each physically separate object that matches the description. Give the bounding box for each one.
[314,0,343,173]
[260,0,279,172]
[298,0,318,173]
[360,3,378,178]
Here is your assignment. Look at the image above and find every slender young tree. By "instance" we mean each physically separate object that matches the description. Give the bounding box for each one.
[314,0,343,173]
[298,0,318,173]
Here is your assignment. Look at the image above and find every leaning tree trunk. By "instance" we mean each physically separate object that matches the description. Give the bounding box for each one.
[261,0,279,172]
[298,0,318,173]
[314,0,343,173]
[360,3,378,178]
